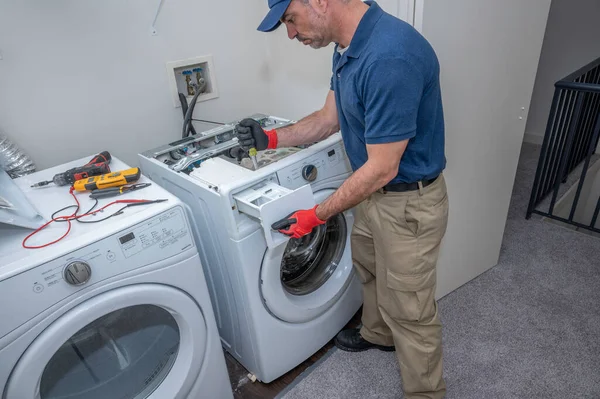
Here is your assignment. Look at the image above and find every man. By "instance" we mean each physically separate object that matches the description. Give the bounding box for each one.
[235,1,449,397]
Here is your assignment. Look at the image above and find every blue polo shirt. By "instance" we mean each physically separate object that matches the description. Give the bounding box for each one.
[331,1,445,184]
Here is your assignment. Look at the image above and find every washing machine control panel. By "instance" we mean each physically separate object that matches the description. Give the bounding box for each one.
[0,206,195,339]
[276,142,351,190]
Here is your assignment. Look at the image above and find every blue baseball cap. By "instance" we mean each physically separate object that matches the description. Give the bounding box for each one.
[258,0,292,32]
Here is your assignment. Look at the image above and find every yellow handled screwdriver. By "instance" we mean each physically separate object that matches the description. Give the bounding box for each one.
[249,147,259,170]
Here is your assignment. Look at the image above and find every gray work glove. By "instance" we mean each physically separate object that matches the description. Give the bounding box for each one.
[235,118,270,152]
[226,147,247,163]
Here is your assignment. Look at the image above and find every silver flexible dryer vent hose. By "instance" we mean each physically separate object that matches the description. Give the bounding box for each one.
[0,130,36,178]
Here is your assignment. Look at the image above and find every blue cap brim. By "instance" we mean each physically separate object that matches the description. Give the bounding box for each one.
[258,0,291,32]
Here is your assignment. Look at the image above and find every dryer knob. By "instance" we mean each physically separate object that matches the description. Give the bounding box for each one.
[64,261,92,286]
[302,164,318,182]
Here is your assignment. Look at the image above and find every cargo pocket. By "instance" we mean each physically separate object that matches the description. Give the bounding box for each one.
[383,268,436,323]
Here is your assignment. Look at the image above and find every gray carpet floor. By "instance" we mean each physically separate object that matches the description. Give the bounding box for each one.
[278,142,600,399]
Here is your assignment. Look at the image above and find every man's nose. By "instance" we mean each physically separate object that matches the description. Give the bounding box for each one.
[286,24,297,40]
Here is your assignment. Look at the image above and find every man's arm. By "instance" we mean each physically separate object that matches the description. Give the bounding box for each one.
[272,58,423,238]
[276,91,339,147]
[315,58,424,220]
[315,140,408,221]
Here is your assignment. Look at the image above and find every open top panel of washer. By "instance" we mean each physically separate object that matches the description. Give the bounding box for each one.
[139,114,300,174]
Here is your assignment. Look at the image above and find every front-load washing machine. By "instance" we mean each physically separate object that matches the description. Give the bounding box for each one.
[0,156,233,399]
[138,115,362,383]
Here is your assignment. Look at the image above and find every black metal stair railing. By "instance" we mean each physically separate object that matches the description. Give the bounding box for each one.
[526,57,600,233]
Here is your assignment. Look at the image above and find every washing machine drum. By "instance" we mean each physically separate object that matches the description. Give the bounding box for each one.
[260,189,356,323]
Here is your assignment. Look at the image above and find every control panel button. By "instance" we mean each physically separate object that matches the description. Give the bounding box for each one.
[302,164,318,182]
[33,283,44,293]
[64,261,92,286]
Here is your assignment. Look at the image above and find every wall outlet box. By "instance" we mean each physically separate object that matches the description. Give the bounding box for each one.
[167,55,219,108]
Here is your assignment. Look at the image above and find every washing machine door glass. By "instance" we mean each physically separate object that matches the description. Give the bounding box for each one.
[40,305,178,399]
[281,213,347,295]
[5,284,207,399]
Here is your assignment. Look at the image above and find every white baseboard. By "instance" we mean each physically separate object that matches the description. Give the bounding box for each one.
[523,132,544,145]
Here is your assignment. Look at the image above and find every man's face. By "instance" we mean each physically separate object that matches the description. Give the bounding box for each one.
[281,0,330,49]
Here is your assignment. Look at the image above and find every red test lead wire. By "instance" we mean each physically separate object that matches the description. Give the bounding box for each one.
[22,187,165,249]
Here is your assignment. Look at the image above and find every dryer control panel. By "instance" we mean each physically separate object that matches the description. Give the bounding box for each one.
[276,142,351,190]
[0,206,195,339]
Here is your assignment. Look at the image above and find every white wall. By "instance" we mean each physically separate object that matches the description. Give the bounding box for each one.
[0,1,270,169]
[0,1,410,169]
[524,0,600,145]
[421,0,551,298]
[261,30,333,121]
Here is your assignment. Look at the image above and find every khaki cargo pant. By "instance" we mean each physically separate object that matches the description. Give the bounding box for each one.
[351,174,449,399]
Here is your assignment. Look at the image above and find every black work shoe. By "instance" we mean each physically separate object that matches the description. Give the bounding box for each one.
[334,328,395,352]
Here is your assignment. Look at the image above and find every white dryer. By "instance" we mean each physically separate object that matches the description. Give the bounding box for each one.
[139,117,362,383]
[0,157,232,399]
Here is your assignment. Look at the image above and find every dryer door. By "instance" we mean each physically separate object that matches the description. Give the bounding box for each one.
[5,285,206,399]
[260,188,356,323]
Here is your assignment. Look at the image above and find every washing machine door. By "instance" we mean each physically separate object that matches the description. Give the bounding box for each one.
[260,188,355,323]
[5,284,206,399]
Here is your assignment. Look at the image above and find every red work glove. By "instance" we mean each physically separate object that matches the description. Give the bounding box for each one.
[271,205,326,239]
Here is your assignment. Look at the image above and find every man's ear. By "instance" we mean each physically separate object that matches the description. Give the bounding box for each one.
[311,0,329,14]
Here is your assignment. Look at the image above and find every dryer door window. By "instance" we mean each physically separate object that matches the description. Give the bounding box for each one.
[5,284,207,399]
[40,305,179,399]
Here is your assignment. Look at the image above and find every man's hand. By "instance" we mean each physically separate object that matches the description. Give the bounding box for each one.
[235,118,277,154]
[271,205,326,239]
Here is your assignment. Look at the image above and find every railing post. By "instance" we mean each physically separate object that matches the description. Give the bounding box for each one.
[526,56,600,234]
[549,92,585,215]
[587,114,600,229]
[526,89,561,219]
[568,113,600,222]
